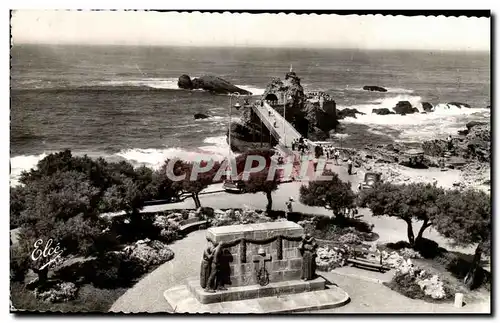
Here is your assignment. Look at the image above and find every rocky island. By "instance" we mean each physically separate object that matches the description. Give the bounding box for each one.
[363,85,387,92]
[178,74,252,95]
[229,71,338,152]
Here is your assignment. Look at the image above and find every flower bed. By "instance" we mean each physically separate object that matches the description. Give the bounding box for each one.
[34,282,79,303]
[209,208,273,227]
[316,246,349,271]
[383,251,451,302]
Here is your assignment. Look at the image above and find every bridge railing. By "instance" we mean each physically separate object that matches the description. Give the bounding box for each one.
[261,102,301,146]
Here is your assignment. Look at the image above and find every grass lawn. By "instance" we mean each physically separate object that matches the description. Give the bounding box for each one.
[11,282,128,313]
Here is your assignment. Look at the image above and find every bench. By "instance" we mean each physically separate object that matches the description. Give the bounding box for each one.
[347,258,389,272]
[347,247,389,273]
[179,220,209,234]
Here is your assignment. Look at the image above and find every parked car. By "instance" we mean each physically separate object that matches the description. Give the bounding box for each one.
[223,179,246,193]
[358,172,382,190]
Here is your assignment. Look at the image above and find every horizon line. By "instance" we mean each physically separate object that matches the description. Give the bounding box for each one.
[11,42,491,53]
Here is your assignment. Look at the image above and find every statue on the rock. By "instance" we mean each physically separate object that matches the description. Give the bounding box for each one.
[299,234,318,281]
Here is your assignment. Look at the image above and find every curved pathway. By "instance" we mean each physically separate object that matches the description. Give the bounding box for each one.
[109,230,207,313]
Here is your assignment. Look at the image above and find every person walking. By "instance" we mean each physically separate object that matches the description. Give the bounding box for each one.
[347,157,353,175]
[285,197,294,219]
[334,149,340,165]
[447,135,453,151]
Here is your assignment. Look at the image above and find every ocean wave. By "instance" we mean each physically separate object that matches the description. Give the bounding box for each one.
[235,85,266,96]
[10,153,48,186]
[338,94,490,142]
[98,78,181,90]
[115,147,226,170]
[341,86,414,94]
[385,87,415,94]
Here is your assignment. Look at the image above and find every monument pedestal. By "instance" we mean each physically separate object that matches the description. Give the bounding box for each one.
[188,276,326,304]
[163,221,350,313]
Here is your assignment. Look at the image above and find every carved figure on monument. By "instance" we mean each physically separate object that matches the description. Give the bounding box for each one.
[200,242,215,289]
[217,248,233,289]
[299,234,318,281]
[204,243,222,293]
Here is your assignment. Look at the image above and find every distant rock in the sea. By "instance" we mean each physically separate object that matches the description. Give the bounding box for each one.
[447,102,471,109]
[194,113,210,120]
[421,102,433,112]
[372,108,394,115]
[178,74,193,89]
[177,75,252,95]
[363,85,387,92]
[337,108,366,119]
[393,101,419,115]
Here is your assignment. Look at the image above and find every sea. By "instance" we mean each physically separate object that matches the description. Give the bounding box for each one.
[10,44,490,185]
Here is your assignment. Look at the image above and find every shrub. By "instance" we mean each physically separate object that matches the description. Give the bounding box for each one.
[10,246,29,282]
[90,252,123,288]
[390,271,426,299]
[91,232,121,255]
[181,210,190,220]
[34,282,79,303]
[316,246,348,271]
[160,228,179,243]
[417,274,446,299]
[199,207,215,219]
[387,258,449,301]
[399,248,422,259]
[127,240,175,269]
[385,241,412,250]
[414,238,441,259]
[338,233,362,245]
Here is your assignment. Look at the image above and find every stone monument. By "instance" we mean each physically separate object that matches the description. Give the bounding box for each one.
[164,221,349,313]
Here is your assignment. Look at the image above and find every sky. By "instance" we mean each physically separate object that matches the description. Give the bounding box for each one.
[11,10,490,51]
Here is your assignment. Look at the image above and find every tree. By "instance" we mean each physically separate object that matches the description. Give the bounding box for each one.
[161,159,219,208]
[15,171,102,286]
[244,166,280,211]
[10,186,26,229]
[235,149,279,211]
[433,188,491,289]
[300,171,356,219]
[358,182,445,246]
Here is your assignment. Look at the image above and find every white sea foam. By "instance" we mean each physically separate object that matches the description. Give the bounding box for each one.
[99,78,182,90]
[98,78,265,95]
[236,85,266,96]
[344,86,414,94]
[338,94,490,142]
[115,146,226,170]
[385,87,415,94]
[10,153,48,186]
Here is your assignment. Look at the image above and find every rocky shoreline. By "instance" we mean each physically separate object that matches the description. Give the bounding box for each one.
[337,120,491,192]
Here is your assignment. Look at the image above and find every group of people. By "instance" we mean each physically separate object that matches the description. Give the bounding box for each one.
[291,137,310,154]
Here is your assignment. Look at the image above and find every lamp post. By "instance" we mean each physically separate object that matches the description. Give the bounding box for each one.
[228,92,241,177]
[283,93,293,148]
